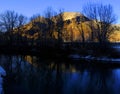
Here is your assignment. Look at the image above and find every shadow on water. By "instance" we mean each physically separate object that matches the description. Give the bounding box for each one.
[0,55,119,94]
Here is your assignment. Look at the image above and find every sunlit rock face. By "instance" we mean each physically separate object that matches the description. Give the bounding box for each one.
[109,31,120,42]
[61,12,83,21]
[109,24,120,42]
[52,12,91,42]
[13,12,120,42]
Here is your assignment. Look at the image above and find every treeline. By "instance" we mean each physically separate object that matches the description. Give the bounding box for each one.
[0,8,65,47]
[0,3,118,48]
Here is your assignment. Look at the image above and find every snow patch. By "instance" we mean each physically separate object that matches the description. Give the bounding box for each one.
[69,54,120,62]
[69,54,81,59]
[0,66,6,94]
[0,66,6,77]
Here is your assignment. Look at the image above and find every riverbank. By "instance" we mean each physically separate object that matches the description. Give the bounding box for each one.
[0,42,120,59]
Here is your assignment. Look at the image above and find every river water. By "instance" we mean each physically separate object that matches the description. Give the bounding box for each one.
[0,55,120,94]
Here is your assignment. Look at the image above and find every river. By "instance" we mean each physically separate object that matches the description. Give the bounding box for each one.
[0,55,120,94]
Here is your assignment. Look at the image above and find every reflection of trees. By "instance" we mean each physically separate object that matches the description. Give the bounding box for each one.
[21,56,64,94]
[86,69,114,94]
[0,55,118,94]
[22,56,118,94]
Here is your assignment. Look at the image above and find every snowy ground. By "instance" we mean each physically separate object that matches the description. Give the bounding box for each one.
[0,66,6,94]
[69,54,120,62]
[113,45,120,52]
[69,45,120,62]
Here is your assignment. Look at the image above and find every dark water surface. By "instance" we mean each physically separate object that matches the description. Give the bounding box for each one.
[0,55,120,94]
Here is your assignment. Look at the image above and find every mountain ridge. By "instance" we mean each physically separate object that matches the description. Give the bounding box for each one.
[13,12,120,42]
[60,12,84,21]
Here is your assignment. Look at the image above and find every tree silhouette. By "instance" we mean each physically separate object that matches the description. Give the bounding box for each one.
[76,16,85,43]
[0,10,18,44]
[54,9,64,46]
[16,14,27,45]
[44,7,56,39]
[83,3,116,43]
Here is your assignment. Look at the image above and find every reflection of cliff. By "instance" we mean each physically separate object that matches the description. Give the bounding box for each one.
[23,56,119,94]
[1,55,120,94]
[24,55,39,67]
[23,55,76,72]
[25,55,33,64]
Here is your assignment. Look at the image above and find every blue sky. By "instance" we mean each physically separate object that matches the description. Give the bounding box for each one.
[0,0,120,23]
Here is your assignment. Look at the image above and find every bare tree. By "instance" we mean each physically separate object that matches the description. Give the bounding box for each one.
[62,27,74,42]
[76,16,85,43]
[30,14,50,47]
[0,10,18,44]
[29,14,40,46]
[83,3,116,43]
[17,14,27,30]
[30,14,42,36]
[16,14,27,45]
[44,7,56,39]
[55,9,64,44]
[0,10,18,32]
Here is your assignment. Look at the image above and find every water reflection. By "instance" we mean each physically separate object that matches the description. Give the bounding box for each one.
[0,55,119,94]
